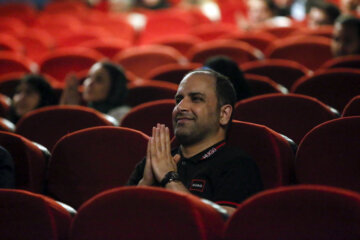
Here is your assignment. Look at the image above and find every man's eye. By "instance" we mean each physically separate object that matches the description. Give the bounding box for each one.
[192,97,202,102]
[175,98,182,104]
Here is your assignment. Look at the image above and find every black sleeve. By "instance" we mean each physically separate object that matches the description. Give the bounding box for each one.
[0,146,15,189]
[213,154,263,208]
[126,158,146,186]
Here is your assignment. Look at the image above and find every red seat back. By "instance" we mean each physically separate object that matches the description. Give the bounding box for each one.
[0,131,48,193]
[295,117,360,192]
[224,185,360,240]
[291,68,360,112]
[121,99,175,137]
[234,93,339,144]
[266,36,332,70]
[16,105,115,151]
[342,95,360,117]
[0,189,72,240]
[241,59,310,89]
[47,127,149,208]
[70,186,224,240]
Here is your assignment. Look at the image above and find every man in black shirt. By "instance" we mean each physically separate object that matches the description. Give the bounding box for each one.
[127,70,263,215]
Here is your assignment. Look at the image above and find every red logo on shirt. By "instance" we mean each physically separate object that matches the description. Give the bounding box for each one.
[189,179,206,192]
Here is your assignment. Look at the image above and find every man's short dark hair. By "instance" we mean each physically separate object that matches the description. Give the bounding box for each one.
[185,69,237,110]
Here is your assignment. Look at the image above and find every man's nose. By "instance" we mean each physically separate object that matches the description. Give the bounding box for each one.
[177,98,190,111]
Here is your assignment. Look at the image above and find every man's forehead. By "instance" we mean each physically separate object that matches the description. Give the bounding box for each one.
[177,72,216,93]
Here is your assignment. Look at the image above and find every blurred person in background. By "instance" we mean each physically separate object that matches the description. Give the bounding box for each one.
[9,74,56,124]
[331,15,360,57]
[240,0,292,30]
[340,0,360,16]
[60,61,131,122]
[307,0,340,28]
[203,56,253,102]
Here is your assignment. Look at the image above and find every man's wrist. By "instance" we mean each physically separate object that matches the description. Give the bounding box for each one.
[160,171,180,187]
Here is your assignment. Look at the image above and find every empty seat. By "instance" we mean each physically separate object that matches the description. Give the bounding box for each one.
[145,63,200,84]
[138,13,192,44]
[224,31,277,53]
[144,34,202,56]
[234,93,339,144]
[125,80,178,107]
[17,29,55,63]
[0,33,24,54]
[0,52,33,75]
[224,185,360,240]
[70,186,224,240]
[121,99,175,137]
[342,95,360,117]
[114,45,185,79]
[241,59,311,89]
[38,48,103,83]
[295,117,360,192]
[245,74,288,95]
[190,23,238,41]
[188,39,263,65]
[15,105,116,151]
[266,36,333,70]
[0,131,49,193]
[0,189,72,240]
[291,68,360,112]
[321,55,360,69]
[46,127,149,209]
[80,39,130,60]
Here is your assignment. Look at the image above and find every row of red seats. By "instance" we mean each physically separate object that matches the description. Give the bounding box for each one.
[1,109,360,208]
[1,184,360,240]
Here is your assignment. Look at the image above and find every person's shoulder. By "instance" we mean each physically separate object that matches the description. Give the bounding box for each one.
[108,105,131,121]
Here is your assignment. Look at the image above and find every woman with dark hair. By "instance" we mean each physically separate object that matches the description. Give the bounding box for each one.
[203,56,253,102]
[60,61,130,122]
[9,74,56,123]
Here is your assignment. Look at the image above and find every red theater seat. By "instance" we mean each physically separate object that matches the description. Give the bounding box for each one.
[241,59,311,89]
[0,131,49,193]
[114,45,185,79]
[70,186,224,240]
[321,55,360,69]
[0,189,72,240]
[38,48,103,83]
[46,127,149,209]
[125,80,178,107]
[266,36,332,70]
[342,95,360,117]
[291,68,360,112]
[0,52,33,75]
[224,185,360,240]
[15,105,115,151]
[245,74,288,95]
[187,39,263,65]
[234,93,339,144]
[121,99,175,137]
[145,63,200,84]
[295,117,360,192]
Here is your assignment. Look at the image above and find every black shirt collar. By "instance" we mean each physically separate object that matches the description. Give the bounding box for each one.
[179,140,226,163]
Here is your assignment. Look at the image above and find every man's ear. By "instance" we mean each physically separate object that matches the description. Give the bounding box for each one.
[219,104,232,126]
